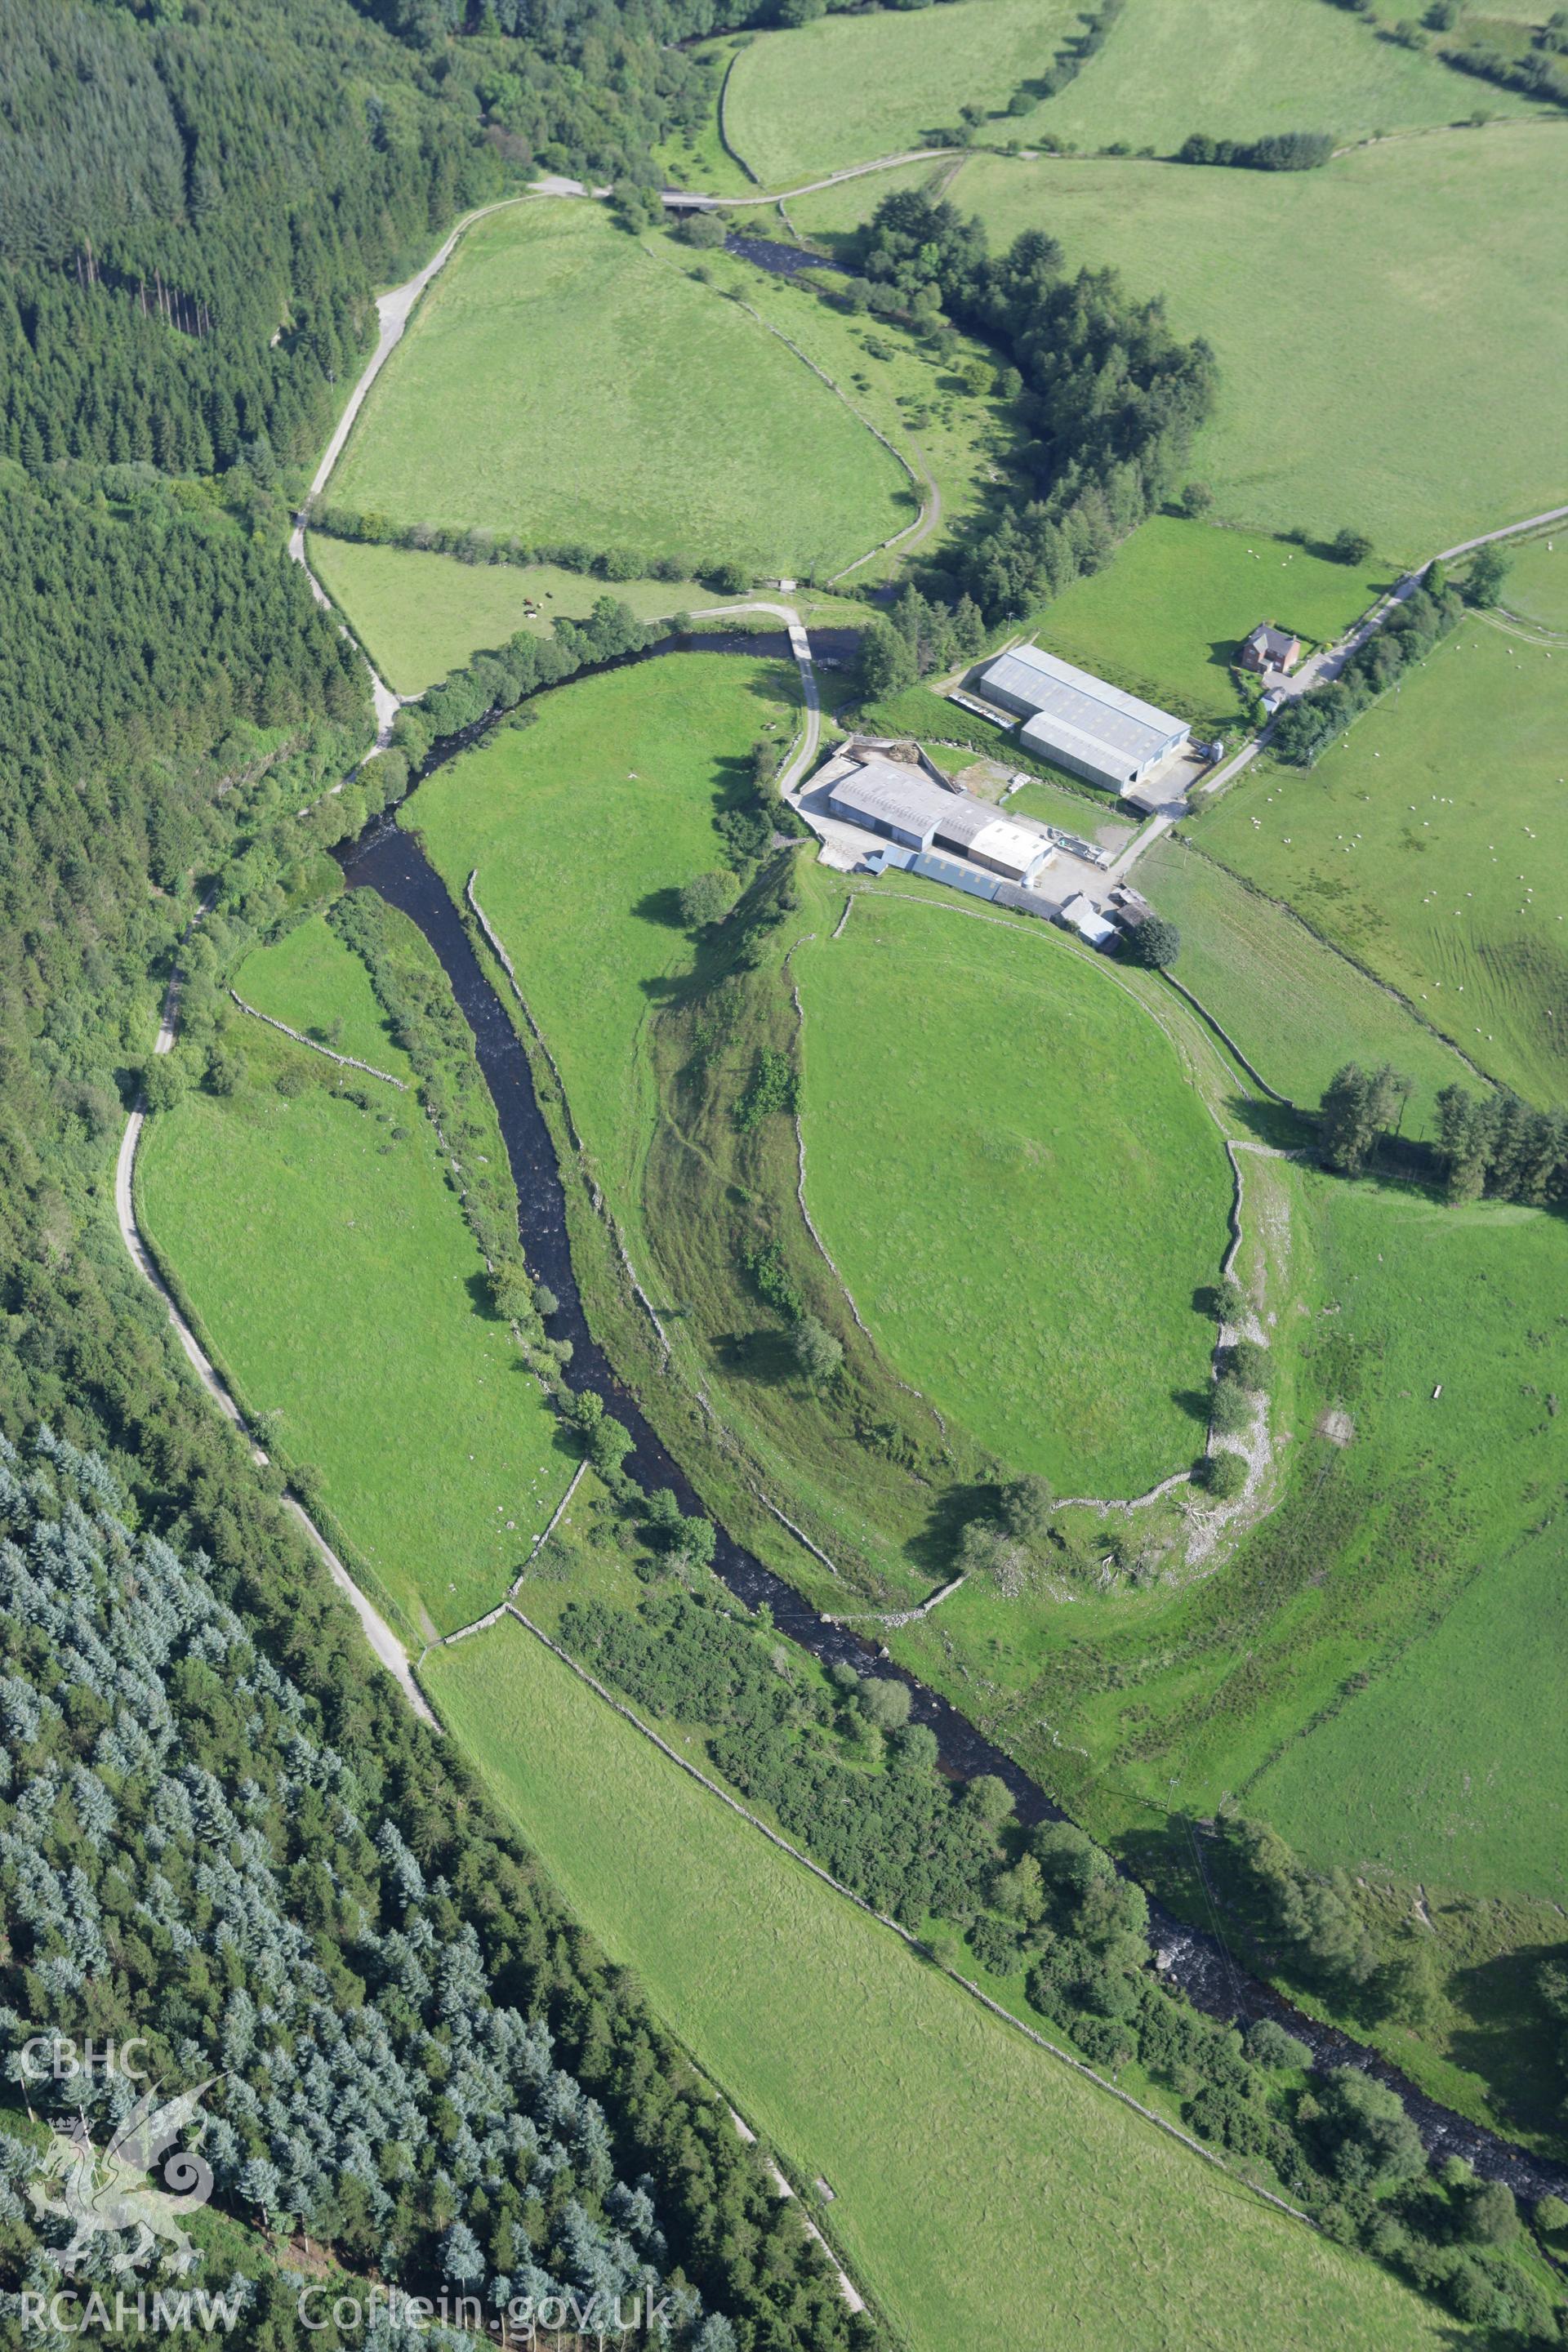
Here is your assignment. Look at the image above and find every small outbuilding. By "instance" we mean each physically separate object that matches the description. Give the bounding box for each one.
[1107,885,1154,936]
[1056,892,1119,951]
[1240,622,1301,675]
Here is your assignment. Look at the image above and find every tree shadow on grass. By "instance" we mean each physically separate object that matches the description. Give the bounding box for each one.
[714,1325,799,1387]
[1229,1093,1309,1151]
[1172,1386,1214,1428]
[906,1479,999,1578]
[546,1419,586,1466]
[1447,1937,1568,2145]
[634,885,687,930]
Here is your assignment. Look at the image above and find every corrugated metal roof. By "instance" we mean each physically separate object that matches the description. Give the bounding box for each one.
[911,850,1000,900]
[991,881,1050,919]
[932,806,1054,880]
[823,758,954,840]
[982,644,1187,777]
[926,800,992,849]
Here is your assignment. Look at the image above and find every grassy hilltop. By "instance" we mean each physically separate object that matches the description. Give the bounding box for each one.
[328,201,909,579]
[795,889,1231,1494]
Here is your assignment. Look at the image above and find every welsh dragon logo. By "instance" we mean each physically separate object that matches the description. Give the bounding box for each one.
[27,2082,216,2276]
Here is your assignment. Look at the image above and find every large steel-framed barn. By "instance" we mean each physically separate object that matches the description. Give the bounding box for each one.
[979,643,1189,795]
[822,752,1056,885]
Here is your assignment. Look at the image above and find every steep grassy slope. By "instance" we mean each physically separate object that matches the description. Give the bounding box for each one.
[139,925,571,1641]
[1139,836,1475,1129]
[1197,618,1568,1104]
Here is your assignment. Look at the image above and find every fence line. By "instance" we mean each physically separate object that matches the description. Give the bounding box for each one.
[501,1601,1320,2237]
[228,989,408,1087]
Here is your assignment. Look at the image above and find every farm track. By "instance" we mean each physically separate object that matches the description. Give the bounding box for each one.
[161,140,1568,2225]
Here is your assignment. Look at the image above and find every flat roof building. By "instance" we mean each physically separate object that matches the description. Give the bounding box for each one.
[823,751,1056,886]
[978,643,1189,795]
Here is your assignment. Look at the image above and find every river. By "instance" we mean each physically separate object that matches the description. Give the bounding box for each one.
[337,653,1567,2205]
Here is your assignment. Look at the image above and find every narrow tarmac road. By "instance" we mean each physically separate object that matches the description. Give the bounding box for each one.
[690,599,822,788]
[1109,498,1568,886]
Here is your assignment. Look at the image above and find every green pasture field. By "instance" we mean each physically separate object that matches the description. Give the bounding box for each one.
[425,1615,1449,2352]
[1235,1175,1568,1910]
[234,912,416,1080]
[1033,515,1385,733]
[722,0,1080,185]
[328,203,906,580]
[1499,530,1568,630]
[693,229,1007,581]
[409,653,799,1250]
[902,1160,1568,1894]
[1254,1518,1568,1904]
[1139,835,1474,1129]
[795,130,1568,562]
[308,536,722,697]
[794,891,1232,1494]
[1196,617,1568,1104]
[138,927,571,1643]
[408,658,973,1618]
[724,0,1522,185]
[1033,0,1541,152]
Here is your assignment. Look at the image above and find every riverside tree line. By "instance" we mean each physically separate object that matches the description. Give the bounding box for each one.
[555,1582,1561,2340]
